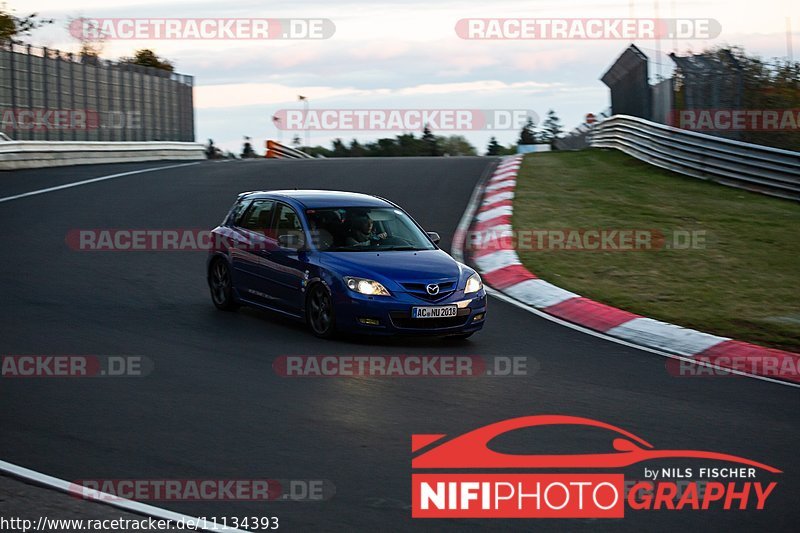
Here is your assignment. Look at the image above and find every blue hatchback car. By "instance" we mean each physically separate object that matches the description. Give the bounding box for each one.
[207,190,487,338]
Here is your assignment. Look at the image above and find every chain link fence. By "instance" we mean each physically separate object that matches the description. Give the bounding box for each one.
[553,108,611,150]
[0,43,194,142]
[557,44,798,152]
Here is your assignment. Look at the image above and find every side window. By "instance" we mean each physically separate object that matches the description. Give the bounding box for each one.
[274,203,303,233]
[227,199,250,225]
[273,203,304,248]
[238,200,275,233]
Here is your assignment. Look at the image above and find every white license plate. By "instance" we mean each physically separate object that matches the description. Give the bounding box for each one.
[411,305,458,319]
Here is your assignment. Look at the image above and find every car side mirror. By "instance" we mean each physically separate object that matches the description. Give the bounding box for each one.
[426,231,441,245]
[278,233,304,250]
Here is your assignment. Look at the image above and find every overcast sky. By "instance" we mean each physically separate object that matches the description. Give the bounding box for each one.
[13,0,799,154]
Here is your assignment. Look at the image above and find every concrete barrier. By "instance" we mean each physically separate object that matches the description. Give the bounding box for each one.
[0,141,206,170]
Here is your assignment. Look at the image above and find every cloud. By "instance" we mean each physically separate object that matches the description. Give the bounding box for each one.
[396,80,561,96]
[16,0,794,154]
[194,83,386,108]
[194,78,566,109]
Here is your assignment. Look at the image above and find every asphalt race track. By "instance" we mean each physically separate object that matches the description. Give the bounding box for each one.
[0,158,797,532]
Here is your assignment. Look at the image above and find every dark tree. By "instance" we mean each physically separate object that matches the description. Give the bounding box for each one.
[438,135,477,156]
[67,17,105,60]
[331,138,349,157]
[0,7,53,44]
[303,145,333,157]
[486,136,502,156]
[349,139,366,157]
[205,139,223,159]
[500,143,519,155]
[672,46,800,150]
[241,137,256,158]
[422,125,441,156]
[541,109,563,143]
[376,138,400,157]
[119,49,175,71]
[518,118,538,145]
[397,133,425,156]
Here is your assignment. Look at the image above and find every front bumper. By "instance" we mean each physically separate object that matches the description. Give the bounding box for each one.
[333,289,487,336]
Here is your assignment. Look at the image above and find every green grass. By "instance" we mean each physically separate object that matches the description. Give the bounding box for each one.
[511,149,800,352]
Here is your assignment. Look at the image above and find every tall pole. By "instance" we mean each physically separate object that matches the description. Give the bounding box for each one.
[298,94,309,148]
[671,0,677,53]
[304,98,310,148]
[788,16,794,63]
[654,0,662,80]
[272,115,282,143]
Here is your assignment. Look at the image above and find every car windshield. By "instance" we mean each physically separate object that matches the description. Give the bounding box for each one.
[305,207,436,251]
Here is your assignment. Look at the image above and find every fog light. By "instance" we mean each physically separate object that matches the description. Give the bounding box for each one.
[472,313,485,322]
[358,317,381,326]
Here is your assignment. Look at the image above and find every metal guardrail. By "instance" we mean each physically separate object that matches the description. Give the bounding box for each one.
[590,115,800,201]
[553,108,611,151]
[0,140,205,170]
[265,140,313,159]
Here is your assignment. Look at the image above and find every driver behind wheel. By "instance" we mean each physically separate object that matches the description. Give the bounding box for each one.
[345,212,387,246]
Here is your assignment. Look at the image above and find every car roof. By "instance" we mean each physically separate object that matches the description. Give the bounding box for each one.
[240,189,394,209]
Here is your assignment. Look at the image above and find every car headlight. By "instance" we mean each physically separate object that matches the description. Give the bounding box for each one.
[344,276,391,296]
[464,273,483,294]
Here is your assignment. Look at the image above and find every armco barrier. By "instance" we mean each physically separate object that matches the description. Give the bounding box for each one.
[266,140,314,159]
[0,140,206,170]
[553,108,611,151]
[590,115,800,201]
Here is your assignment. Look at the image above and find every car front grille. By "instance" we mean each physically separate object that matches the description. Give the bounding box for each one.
[400,281,457,302]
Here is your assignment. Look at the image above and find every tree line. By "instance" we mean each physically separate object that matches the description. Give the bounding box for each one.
[295,111,564,158]
[673,46,799,151]
[1,7,174,71]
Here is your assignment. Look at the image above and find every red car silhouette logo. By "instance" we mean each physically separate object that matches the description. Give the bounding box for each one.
[412,415,781,472]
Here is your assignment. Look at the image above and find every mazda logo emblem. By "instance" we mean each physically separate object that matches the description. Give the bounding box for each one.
[426,284,440,295]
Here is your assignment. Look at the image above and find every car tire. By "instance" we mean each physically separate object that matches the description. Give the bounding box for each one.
[306,283,336,338]
[209,258,239,311]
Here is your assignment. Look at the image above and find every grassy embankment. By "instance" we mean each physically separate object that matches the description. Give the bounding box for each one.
[511,149,799,351]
